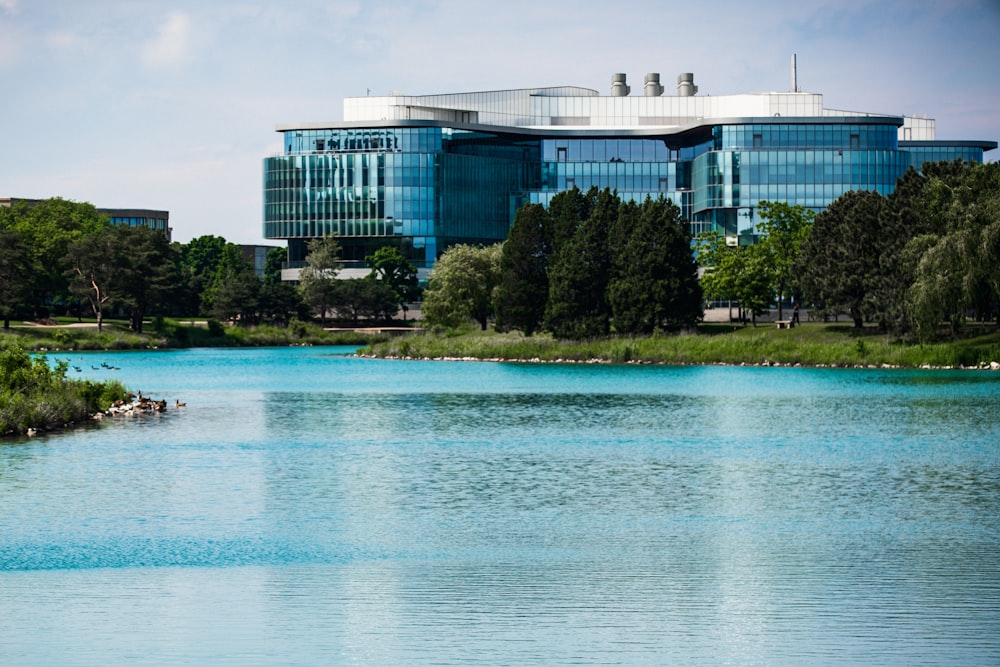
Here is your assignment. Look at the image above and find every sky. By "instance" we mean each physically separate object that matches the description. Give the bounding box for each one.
[1,0,998,245]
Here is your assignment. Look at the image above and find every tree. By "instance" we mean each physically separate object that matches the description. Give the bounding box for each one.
[114,226,181,333]
[64,227,119,331]
[258,281,305,325]
[5,198,109,317]
[263,246,287,286]
[874,168,932,334]
[298,234,342,326]
[331,278,400,324]
[907,160,1000,338]
[365,245,420,319]
[494,203,552,336]
[699,236,773,326]
[422,244,502,330]
[797,190,885,328]
[756,201,814,321]
[545,188,617,339]
[179,235,229,316]
[205,245,260,325]
[0,226,30,330]
[608,196,702,334]
[547,186,597,254]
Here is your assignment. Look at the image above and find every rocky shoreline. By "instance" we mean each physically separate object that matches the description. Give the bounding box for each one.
[19,394,184,438]
[359,353,1000,371]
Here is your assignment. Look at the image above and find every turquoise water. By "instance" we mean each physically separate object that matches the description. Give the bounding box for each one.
[2,347,999,665]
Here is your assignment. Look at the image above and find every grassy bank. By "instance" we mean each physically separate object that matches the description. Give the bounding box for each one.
[0,318,393,352]
[360,322,1000,369]
[1,345,129,436]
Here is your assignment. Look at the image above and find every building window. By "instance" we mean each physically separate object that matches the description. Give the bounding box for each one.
[753,134,763,148]
[557,147,567,162]
[850,134,860,149]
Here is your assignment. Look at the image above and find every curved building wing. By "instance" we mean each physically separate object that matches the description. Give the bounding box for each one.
[264,75,995,274]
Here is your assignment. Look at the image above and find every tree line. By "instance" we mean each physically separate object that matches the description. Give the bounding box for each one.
[421,188,703,338]
[421,160,998,343]
[697,160,999,340]
[0,198,420,332]
[797,160,1000,339]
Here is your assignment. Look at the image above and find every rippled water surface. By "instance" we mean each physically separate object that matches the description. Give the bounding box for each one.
[2,347,999,665]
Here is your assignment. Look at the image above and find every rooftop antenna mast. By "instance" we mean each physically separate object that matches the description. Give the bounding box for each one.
[791,53,798,92]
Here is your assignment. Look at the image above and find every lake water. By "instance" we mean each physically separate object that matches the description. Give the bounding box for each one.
[2,347,999,666]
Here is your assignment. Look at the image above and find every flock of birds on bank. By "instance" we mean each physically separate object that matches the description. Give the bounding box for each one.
[102,391,185,417]
[20,359,187,437]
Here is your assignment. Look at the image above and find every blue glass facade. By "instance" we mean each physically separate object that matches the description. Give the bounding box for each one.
[264,127,538,268]
[264,86,995,269]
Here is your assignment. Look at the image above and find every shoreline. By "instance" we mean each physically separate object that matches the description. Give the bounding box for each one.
[357,352,1000,371]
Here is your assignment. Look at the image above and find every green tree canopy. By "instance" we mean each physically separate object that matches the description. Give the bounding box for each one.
[64,226,119,331]
[545,188,617,339]
[756,201,814,321]
[494,203,552,336]
[907,160,1000,338]
[114,225,181,333]
[797,190,885,328]
[698,234,773,326]
[179,235,229,316]
[4,198,109,315]
[365,245,420,319]
[608,196,702,334]
[331,278,400,324]
[298,234,342,326]
[263,246,287,286]
[204,244,260,325]
[0,225,31,329]
[422,244,502,330]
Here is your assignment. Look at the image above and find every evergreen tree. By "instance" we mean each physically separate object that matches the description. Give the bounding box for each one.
[114,225,181,333]
[609,197,702,334]
[547,186,597,254]
[797,190,885,328]
[179,235,229,316]
[494,203,551,336]
[205,245,260,325]
[545,188,617,339]
[874,168,931,333]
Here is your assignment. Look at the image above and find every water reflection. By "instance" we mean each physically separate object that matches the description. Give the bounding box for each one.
[1,349,998,665]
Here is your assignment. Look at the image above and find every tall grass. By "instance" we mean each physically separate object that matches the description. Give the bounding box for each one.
[0,319,391,351]
[361,324,1000,369]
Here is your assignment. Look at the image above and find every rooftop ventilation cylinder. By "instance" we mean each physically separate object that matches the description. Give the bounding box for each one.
[644,73,664,97]
[677,72,698,97]
[610,73,630,96]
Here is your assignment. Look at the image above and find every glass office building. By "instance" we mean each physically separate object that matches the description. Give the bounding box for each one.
[263,72,995,275]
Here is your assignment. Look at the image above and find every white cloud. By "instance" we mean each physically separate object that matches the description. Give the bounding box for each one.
[142,11,192,68]
[0,0,16,14]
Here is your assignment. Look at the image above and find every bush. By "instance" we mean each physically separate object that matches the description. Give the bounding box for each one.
[0,346,129,436]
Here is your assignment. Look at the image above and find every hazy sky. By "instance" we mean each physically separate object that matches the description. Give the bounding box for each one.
[2,0,998,245]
